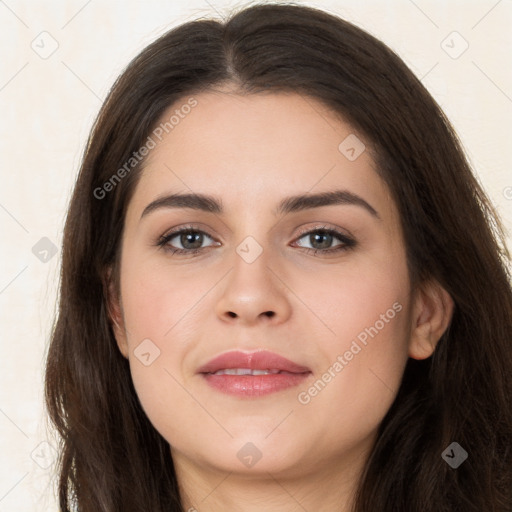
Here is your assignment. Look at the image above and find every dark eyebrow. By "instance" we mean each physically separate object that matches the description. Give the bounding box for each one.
[140,189,380,220]
[275,189,379,219]
[140,193,222,219]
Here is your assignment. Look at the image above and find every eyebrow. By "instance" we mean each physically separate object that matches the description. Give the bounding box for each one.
[140,189,380,220]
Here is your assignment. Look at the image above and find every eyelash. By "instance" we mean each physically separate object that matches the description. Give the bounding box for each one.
[155,224,356,257]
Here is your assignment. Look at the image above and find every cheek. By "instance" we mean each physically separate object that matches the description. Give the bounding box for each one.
[120,257,209,342]
[118,259,218,438]
[299,313,409,449]
[298,299,410,452]
[295,249,411,431]
[292,317,409,468]
[298,243,410,357]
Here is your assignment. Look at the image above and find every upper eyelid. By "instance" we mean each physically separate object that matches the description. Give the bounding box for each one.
[294,224,353,239]
[162,225,215,241]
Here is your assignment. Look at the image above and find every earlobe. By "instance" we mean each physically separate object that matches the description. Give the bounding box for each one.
[103,267,129,359]
[408,280,454,360]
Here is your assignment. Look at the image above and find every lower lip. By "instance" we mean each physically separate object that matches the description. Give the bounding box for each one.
[201,372,311,397]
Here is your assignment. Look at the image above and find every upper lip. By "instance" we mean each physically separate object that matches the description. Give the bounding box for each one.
[197,350,311,374]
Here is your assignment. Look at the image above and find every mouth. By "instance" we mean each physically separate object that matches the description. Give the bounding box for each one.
[197,350,312,397]
[209,368,294,375]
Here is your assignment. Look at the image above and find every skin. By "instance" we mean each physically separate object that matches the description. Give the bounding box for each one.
[108,87,454,512]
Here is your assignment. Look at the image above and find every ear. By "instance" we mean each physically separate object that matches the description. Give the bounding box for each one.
[408,279,454,360]
[103,266,129,359]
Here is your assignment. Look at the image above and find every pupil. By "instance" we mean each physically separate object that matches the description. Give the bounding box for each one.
[311,231,332,249]
[182,232,202,249]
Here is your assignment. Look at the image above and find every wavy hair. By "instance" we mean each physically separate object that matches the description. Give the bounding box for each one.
[45,3,512,511]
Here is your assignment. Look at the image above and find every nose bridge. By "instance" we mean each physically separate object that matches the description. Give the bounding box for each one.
[214,231,292,325]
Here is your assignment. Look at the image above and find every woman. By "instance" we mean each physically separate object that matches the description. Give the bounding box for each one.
[44,3,512,511]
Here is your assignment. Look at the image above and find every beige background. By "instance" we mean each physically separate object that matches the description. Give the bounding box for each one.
[0,0,510,510]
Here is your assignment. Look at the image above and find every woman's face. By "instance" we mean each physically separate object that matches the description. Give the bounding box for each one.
[110,89,432,482]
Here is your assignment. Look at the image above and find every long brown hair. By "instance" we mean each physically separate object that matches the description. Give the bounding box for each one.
[44,3,512,510]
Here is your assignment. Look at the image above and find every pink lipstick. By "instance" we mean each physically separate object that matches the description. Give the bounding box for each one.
[197,350,312,398]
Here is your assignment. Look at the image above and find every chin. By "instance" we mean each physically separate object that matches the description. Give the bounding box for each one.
[172,432,311,477]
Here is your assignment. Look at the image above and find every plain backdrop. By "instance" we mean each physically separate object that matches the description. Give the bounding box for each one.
[0,0,511,510]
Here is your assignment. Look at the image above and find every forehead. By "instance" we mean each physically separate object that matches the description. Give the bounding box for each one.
[127,90,394,222]
[144,89,369,172]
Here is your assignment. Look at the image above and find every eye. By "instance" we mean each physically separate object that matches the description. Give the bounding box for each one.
[293,226,356,255]
[155,224,356,257]
[156,226,218,255]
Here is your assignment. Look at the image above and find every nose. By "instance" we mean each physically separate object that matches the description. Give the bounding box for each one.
[214,246,292,326]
